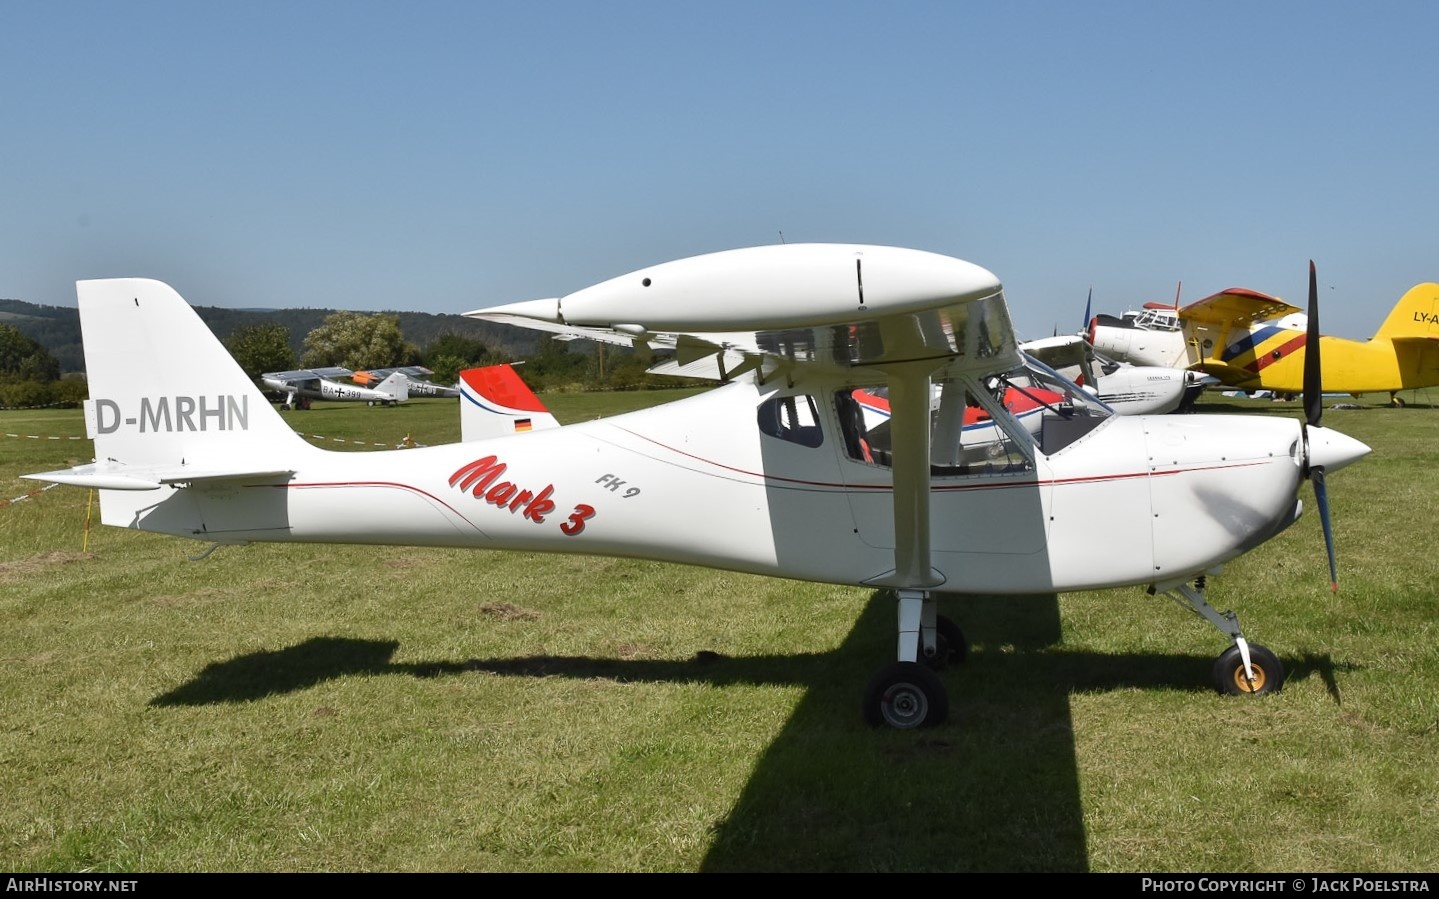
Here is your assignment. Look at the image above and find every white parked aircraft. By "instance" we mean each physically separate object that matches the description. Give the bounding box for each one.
[260,367,409,409]
[1018,333,1199,415]
[354,366,461,399]
[25,246,1369,728]
[1085,302,1191,370]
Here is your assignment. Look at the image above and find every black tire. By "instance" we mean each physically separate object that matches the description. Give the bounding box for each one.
[1213,644,1285,696]
[862,661,949,729]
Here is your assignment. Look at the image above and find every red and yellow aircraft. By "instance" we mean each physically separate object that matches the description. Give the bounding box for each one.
[1180,282,1439,406]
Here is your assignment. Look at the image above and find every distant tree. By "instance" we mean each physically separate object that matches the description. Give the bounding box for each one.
[424,333,492,365]
[52,376,89,405]
[0,323,61,382]
[0,379,49,409]
[522,335,593,391]
[300,312,410,371]
[599,350,654,390]
[425,353,467,386]
[423,333,503,384]
[224,322,295,380]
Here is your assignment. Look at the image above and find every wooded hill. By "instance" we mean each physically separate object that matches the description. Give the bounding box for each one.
[0,298,543,375]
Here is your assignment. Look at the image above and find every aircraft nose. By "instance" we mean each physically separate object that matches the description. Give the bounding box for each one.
[1306,425,1371,474]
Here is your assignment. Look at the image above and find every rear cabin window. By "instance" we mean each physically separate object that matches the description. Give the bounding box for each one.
[757,394,824,448]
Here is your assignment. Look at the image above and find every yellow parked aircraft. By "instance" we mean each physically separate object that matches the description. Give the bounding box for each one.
[1180,280,1439,406]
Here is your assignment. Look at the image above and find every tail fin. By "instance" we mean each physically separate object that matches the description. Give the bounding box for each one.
[374,371,411,402]
[1373,283,1439,340]
[458,364,560,441]
[24,279,315,512]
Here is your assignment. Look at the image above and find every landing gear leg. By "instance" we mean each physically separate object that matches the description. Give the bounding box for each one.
[1153,577,1286,696]
[862,590,950,728]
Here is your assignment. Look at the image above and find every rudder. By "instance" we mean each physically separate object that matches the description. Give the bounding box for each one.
[1373,283,1439,340]
[458,364,560,441]
[77,278,310,469]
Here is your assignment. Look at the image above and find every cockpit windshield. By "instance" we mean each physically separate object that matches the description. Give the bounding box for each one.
[834,354,1115,475]
[998,353,1114,454]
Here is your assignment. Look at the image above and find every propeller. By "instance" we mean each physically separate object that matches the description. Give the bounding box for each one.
[1301,260,1339,592]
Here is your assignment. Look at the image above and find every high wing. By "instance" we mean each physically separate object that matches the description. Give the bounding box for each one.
[1177,288,1304,388]
[471,304,747,381]
[468,243,1018,384]
[262,367,355,384]
[353,365,436,386]
[469,243,1018,589]
[1178,287,1300,328]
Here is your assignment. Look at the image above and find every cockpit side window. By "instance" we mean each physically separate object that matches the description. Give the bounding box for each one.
[833,380,1033,476]
[758,394,824,448]
[833,357,1112,474]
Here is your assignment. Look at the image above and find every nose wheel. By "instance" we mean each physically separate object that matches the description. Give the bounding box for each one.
[1214,643,1284,695]
[1156,579,1287,697]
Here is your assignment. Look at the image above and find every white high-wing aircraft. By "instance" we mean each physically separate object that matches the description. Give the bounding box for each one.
[25,246,1371,729]
[260,367,409,409]
[1018,333,1199,415]
[354,366,462,399]
[1085,302,1191,370]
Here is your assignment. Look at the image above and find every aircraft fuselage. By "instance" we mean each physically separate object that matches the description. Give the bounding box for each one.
[99,375,1310,595]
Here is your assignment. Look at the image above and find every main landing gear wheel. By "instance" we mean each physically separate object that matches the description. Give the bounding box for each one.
[862,661,948,729]
[1213,644,1285,696]
[922,615,969,670]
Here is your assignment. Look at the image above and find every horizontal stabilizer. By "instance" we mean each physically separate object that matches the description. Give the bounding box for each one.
[25,461,295,491]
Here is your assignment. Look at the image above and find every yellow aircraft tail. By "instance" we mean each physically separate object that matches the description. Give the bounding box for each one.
[1373,283,1439,340]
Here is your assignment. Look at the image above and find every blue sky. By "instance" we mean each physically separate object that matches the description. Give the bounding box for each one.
[3,1,1436,343]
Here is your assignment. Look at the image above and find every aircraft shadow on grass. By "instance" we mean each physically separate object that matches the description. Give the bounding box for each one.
[148,591,1350,872]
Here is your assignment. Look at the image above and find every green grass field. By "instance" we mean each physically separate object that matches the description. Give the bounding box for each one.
[2,390,1437,872]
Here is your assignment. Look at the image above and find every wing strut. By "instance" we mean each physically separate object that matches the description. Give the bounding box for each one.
[882,361,946,589]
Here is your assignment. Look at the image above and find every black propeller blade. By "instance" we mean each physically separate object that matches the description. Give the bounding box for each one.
[1301,260,1339,592]
[1303,261,1323,429]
